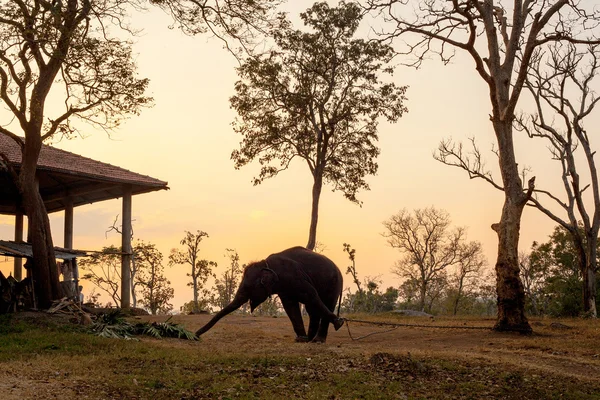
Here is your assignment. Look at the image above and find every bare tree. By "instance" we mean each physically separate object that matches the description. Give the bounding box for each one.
[450,241,487,315]
[80,246,122,307]
[213,248,244,309]
[0,0,151,308]
[369,0,600,332]
[514,43,600,317]
[169,230,216,313]
[383,207,464,312]
[230,2,408,250]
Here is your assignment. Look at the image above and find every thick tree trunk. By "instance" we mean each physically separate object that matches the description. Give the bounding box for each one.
[306,173,323,251]
[493,200,531,332]
[18,135,62,309]
[492,120,532,333]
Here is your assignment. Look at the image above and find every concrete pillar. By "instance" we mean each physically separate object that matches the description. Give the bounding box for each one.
[13,211,23,281]
[64,198,73,249]
[121,185,132,309]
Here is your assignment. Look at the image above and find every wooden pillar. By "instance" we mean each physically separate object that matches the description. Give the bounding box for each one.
[13,211,23,281]
[121,185,132,309]
[64,198,73,249]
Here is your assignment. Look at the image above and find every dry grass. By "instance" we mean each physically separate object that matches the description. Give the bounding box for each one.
[1,312,599,399]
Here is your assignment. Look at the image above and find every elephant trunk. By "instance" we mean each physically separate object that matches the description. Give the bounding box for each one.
[195,293,248,337]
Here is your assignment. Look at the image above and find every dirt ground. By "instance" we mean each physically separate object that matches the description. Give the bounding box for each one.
[158,313,600,383]
[2,312,600,399]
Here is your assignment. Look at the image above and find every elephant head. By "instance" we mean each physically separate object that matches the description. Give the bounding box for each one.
[195,261,279,337]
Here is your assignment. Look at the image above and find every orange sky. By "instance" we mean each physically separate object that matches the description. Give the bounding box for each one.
[1,2,597,311]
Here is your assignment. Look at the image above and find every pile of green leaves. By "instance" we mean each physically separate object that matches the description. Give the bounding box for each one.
[89,310,196,340]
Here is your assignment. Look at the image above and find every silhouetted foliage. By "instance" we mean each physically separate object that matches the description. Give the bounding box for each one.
[524,226,600,317]
[136,242,174,315]
[212,249,244,310]
[169,231,217,313]
[230,1,407,250]
[0,0,151,308]
[150,0,281,56]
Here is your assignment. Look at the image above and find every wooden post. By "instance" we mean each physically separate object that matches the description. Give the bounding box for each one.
[64,198,73,249]
[13,211,23,281]
[121,185,132,309]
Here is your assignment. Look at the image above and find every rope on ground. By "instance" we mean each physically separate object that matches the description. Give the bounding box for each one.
[342,318,492,341]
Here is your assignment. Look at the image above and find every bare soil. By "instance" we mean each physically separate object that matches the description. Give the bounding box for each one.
[169,313,600,383]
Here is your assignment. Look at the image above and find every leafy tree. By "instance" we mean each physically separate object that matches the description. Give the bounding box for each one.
[397,277,420,310]
[527,226,600,317]
[230,1,407,250]
[180,299,213,314]
[0,0,151,308]
[136,241,174,315]
[213,249,244,310]
[169,230,216,313]
[369,0,600,333]
[150,0,281,56]
[383,207,483,312]
[343,276,399,314]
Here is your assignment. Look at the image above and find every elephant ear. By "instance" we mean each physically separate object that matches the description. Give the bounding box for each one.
[260,266,279,295]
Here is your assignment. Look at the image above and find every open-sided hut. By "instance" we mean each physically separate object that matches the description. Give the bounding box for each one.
[0,135,169,308]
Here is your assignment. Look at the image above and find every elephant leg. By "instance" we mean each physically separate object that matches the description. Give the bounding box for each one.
[304,304,321,341]
[280,297,307,342]
[299,286,344,332]
[314,317,331,343]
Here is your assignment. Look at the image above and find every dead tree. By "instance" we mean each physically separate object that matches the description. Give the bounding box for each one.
[383,207,463,312]
[369,0,600,332]
[515,43,600,317]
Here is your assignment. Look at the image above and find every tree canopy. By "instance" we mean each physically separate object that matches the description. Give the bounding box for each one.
[0,0,151,308]
[230,1,407,249]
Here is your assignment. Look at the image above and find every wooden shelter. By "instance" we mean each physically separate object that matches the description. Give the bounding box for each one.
[0,135,169,308]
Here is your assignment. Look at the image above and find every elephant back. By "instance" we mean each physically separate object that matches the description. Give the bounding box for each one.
[270,247,343,306]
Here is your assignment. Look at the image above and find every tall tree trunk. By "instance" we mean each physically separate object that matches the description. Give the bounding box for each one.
[306,173,323,251]
[492,120,532,333]
[18,135,62,309]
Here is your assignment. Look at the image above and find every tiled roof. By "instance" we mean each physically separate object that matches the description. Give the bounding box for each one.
[0,135,169,214]
[0,135,167,187]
